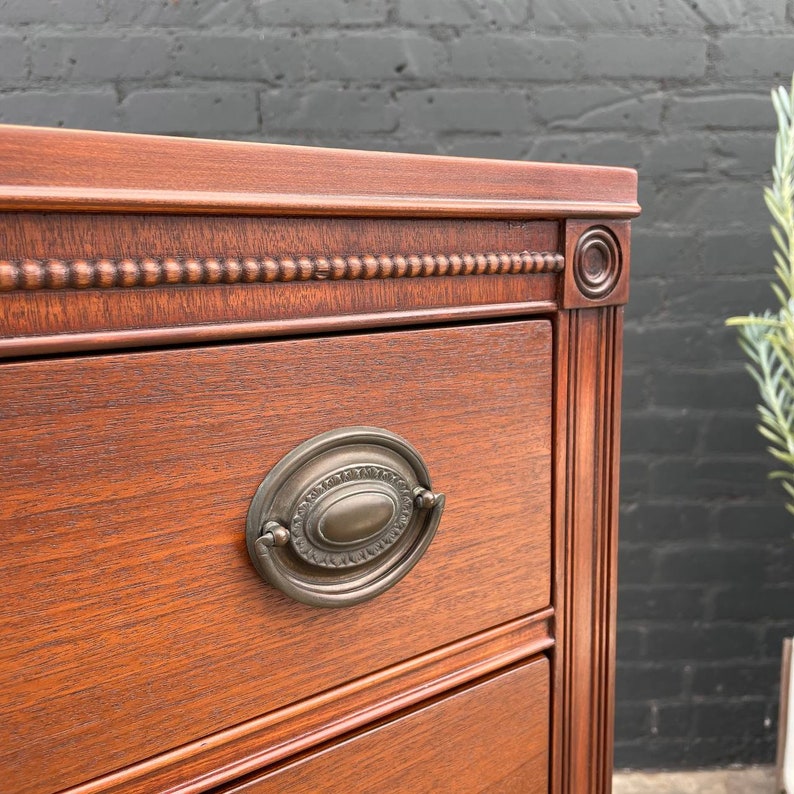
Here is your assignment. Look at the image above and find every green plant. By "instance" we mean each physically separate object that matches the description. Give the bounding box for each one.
[727,76,794,513]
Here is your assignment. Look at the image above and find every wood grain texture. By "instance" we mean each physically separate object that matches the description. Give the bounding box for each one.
[0,128,635,794]
[0,213,560,357]
[220,657,550,794]
[0,289,559,358]
[0,320,552,794]
[0,214,559,261]
[551,306,624,794]
[65,612,553,794]
[0,124,639,218]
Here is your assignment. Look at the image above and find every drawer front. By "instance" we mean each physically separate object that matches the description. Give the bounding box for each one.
[223,656,550,794]
[0,320,552,792]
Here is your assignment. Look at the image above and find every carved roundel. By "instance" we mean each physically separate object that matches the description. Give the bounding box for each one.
[573,226,622,300]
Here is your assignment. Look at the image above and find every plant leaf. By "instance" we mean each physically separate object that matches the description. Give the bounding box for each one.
[729,74,794,512]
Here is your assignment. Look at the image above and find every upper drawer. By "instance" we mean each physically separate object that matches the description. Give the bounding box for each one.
[0,319,552,792]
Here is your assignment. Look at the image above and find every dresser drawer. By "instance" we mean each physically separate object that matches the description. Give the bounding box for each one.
[0,319,552,792]
[222,656,549,793]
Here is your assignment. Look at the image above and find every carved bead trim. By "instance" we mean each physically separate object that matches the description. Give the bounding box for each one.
[572,227,622,300]
[0,251,563,292]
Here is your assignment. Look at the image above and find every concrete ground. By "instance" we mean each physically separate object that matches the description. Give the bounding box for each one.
[613,767,776,793]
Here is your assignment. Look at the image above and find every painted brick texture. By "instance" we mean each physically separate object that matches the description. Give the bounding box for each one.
[1,0,794,771]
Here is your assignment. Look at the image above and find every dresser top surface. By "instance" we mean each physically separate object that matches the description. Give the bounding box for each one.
[0,123,639,219]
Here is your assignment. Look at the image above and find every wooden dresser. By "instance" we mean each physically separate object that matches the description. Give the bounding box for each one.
[0,125,638,794]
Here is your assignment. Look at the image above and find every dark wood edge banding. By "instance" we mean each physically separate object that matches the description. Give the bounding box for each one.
[0,251,564,292]
[62,609,553,794]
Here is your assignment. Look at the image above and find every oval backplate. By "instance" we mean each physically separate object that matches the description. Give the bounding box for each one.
[245,426,444,608]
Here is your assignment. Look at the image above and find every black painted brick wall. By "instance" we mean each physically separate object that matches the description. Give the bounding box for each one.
[2,0,794,771]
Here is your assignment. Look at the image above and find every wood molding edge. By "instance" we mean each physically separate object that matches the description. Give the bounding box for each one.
[63,610,554,794]
[552,307,623,793]
[0,124,640,219]
[0,251,563,292]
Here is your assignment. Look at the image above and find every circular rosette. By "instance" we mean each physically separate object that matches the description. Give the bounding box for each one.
[573,226,622,300]
[245,427,445,608]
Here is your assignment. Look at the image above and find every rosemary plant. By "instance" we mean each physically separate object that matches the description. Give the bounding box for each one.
[727,76,794,514]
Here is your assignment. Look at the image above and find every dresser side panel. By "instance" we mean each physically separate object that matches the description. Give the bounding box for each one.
[552,306,623,794]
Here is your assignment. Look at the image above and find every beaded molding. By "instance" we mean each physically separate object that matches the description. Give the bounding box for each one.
[0,251,564,291]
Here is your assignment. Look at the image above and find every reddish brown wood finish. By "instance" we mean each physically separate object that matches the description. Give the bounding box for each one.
[221,657,550,794]
[0,213,561,356]
[561,219,631,310]
[66,612,553,794]
[0,125,637,794]
[551,306,624,794]
[0,321,552,793]
[0,124,639,218]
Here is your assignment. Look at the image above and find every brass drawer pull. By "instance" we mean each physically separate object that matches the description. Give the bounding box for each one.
[246,427,445,608]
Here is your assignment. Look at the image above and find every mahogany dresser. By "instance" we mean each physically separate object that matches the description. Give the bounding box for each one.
[0,125,639,794]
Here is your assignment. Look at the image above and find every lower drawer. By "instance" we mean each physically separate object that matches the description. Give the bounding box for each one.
[221,656,550,793]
